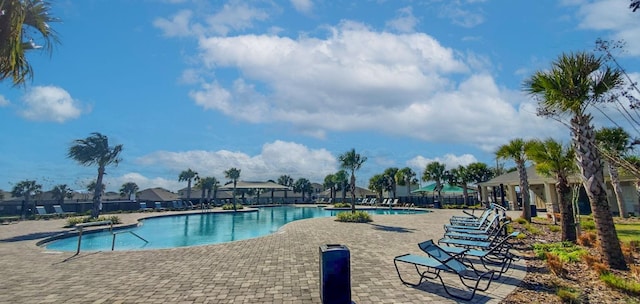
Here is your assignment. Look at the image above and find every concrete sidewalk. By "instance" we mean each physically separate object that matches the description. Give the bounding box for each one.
[0,208,525,303]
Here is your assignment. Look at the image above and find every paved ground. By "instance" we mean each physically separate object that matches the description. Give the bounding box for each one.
[0,207,525,303]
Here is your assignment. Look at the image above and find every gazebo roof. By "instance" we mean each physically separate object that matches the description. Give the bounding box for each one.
[219,181,291,190]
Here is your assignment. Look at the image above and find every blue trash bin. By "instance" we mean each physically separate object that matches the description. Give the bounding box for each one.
[319,244,351,304]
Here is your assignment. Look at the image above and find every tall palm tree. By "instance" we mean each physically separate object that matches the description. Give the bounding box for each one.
[525,51,627,270]
[333,170,348,203]
[466,162,494,205]
[277,175,294,202]
[596,127,632,218]
[196,176,218,205]
[224,168,241,211]
[446,165,474,206]
[383,167,399,201]
[178,168,198,205]
[119,182,139,199]
[422,161,446,200]
[323,174,336,202]
[11,179,41,219]
[51,184,73,205]
[526,138,578,242]
[368,174,386,202]
[68,132,123,218]
[293,178,312,202]
[0,0,60,85]
[338,148,367,213]
[496,138,532,222]
[397,167,416,202]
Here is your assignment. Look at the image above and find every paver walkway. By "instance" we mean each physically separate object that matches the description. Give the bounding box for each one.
[0,208,525,303]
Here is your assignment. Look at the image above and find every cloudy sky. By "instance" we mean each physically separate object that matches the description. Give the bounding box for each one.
[1,0,639,193]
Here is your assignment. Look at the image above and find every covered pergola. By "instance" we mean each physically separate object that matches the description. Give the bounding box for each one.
[219,181,293,204]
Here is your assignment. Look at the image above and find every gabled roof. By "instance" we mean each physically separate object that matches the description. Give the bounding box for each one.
[137,187,180,202]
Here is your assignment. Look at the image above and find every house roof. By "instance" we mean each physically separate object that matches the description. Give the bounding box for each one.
[137,188,180,202]
[219,181,291,190]
[478,165,636,187]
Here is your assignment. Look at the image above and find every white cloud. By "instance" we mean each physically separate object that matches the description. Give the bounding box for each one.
[386,6,419,33]
[0,95,9,107]
[108,173,183,193]
[20,86,84,123]
[290,0,313,14]
[136,140,337,187]
[205,2,270,36]
[573,0,640,56]
[153,9,194,37]
[438,1,485,28]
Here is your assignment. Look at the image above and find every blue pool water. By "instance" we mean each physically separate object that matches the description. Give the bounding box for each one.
[45,206,426,251]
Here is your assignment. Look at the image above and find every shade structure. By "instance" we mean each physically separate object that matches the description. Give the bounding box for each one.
[411,183,473,194]
[219,181,291,190]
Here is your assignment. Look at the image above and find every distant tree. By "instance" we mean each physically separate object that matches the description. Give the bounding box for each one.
[224,168,241,211]
[86,180,105,194]
[119,182,139,199]
[68,132,122,218]
[338,148,367,213]
[422,161,446,199]
[323,174,336,202]
[596,127,633,218]
[446,165,474,206]
[466,162,494,204]
[178,168,198,204]
[51,184,73,205]
[383,167,399,201]
[333,170,349,203]
[496,138,532,222]
[396,167,417,200]
[526,138,578,242]
[277,175,294,201]
[293,178,312,202]
[0,0,60,86]
[525,51,627,270]
[368,174,386,201]
[196,176,218,204]
[11,179,41,219]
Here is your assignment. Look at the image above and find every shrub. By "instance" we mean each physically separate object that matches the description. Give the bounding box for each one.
[545,252,567,277]
[533,242,587,263]
[64,215,121,228]
[631,264,640,281]
[591,262,609,276]
[621,241,637,264]
[600,272,640,296]
[523,223,542,235]
[577,232,598,248]
[549,225,561,233]
[333,203,351,208]
[336,211,372,223]
[515,218,528,225]
[582,254,600,267]
[556,286,581,304]
[222,204,243,210]
[580,220,596,231]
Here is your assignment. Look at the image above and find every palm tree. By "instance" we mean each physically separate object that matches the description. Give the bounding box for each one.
[526,138,578,242]
[11,179,41,219]
[323,174,336,202]
[224,168,241,211]
[277,175,294,203]
[86,180,105,194]
[68,132,123,218]
[0,0,60,85]
[119,182,139,199]
[338,148,367,213]
[446,165,474,206]
[596,127,632,218]
[293,178,312,202]
[496,138,532,222]
[196,176,218,205]
[525,51,627,270]
[51,184,73,205]
[383,167,399,201]
[178,168,198,205]
[368,174,386,202]
[396,167,416,201]
[422,161,446,200]
[333,170,348,203]
[466,162,494,205]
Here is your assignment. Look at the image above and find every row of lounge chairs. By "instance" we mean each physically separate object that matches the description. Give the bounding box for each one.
[139,201,195,211]
[35,205,73,217]
[394,203,520,300]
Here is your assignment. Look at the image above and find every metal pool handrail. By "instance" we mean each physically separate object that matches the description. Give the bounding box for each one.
[74,220,148,254]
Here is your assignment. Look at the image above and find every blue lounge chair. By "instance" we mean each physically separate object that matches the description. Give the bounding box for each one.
[53,205,73,215]
[154,201,167,211]
[139,202,152,211]
[35,206,49,215]
[394,240,495,300]
[441,232,521,279]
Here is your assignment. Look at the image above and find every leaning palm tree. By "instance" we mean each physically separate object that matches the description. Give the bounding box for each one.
[526,138,578,242]
[224,168,241,211]
[496,138,532,222]
[596,127,632,218]
[68,132,122,218]
[178,168,198,206]
[11,179,41,219]
[0,0,60,85]
[525,51,627,270]
[338,148,367,213]
[119,182,139,199]
[422,161,446,200]
[51,184,73,205]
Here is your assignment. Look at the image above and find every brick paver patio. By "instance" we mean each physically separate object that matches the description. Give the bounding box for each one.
[0,208,525,303]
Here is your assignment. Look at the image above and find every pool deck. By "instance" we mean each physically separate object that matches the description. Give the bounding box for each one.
[0,207,526,303]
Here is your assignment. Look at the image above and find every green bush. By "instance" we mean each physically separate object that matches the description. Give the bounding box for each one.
[222,203,244,210]
[600,272,640,296]
[333,203,351,208]
[533,242,587,263]
[549,225,561,232]
[581,219,596,231]
[556,286,581,303]
[336,211,372,223]
[65,215,121,228]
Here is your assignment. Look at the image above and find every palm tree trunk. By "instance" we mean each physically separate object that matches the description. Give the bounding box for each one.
[186,180,192,204]
[607,163,627,218]
[350,174,356,213]
[462,184,469,206]
[556,174,577,242]
[92,166,105,218]
[572,114,627,270]
[516,160,532,221]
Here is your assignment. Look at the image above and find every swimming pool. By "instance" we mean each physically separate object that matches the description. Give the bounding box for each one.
[44,206,426,251]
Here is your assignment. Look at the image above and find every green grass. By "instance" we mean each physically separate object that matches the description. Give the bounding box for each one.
[533,241,588,263]
[615,223,640,243]
[600,272,640,296]
[556,286,581,304]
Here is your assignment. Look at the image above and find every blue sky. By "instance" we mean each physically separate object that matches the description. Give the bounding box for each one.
[1,0,639,193]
